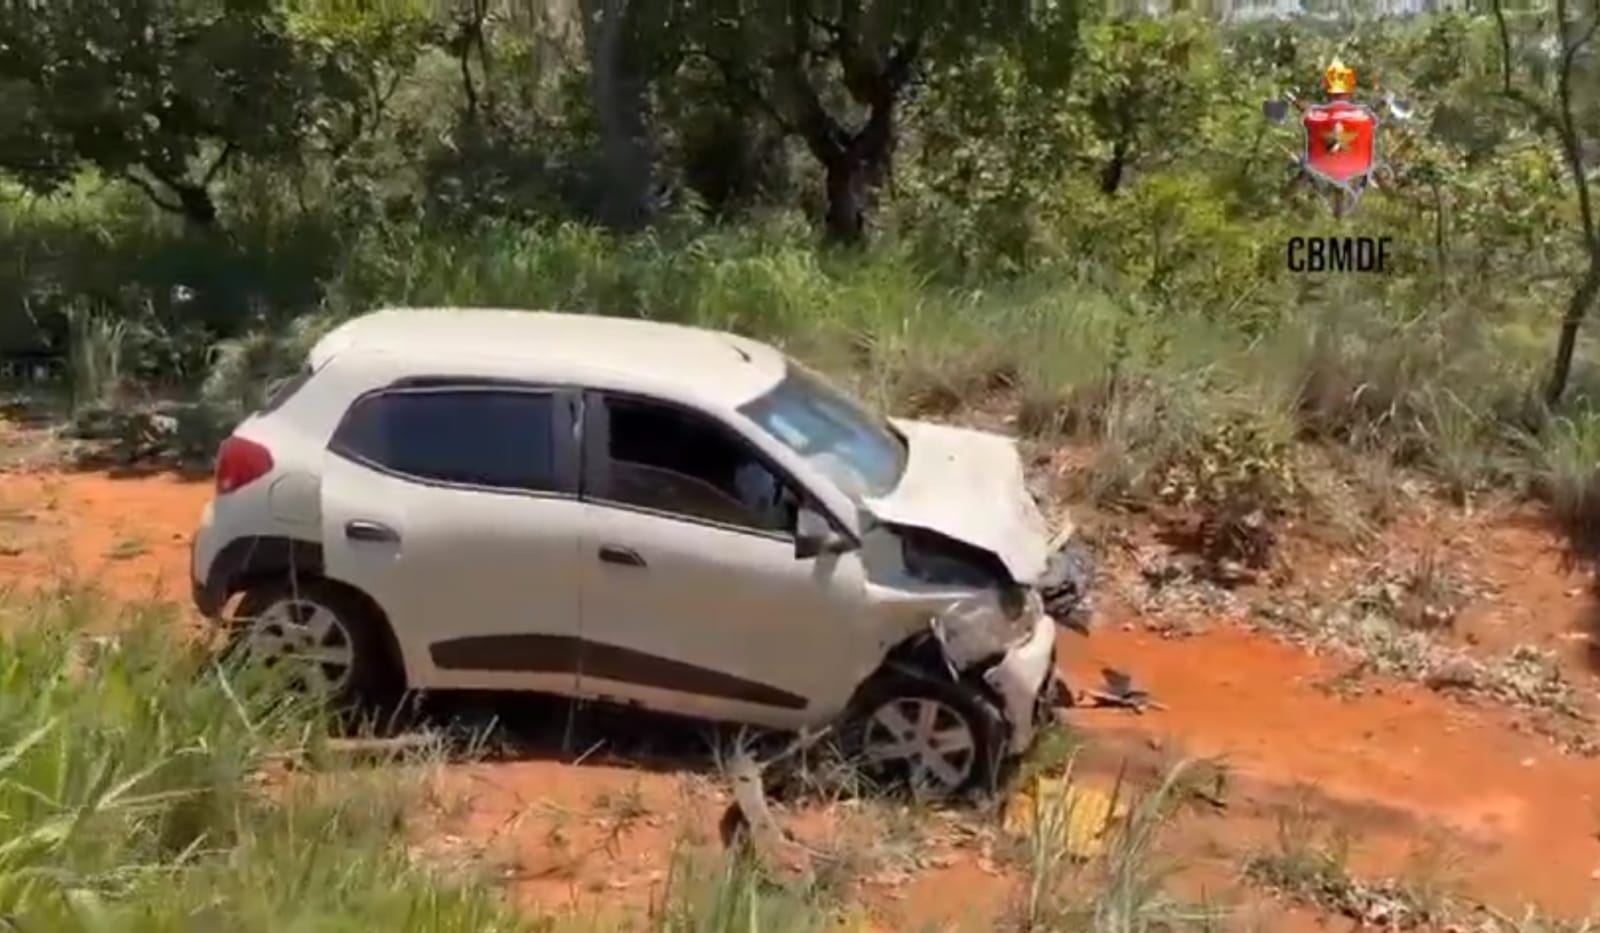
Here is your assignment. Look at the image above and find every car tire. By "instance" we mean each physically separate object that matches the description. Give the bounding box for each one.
[841,667,1005,802]
[227,578,401,712]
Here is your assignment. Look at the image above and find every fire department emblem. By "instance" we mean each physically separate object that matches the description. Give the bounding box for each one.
[1264,58,1403,217]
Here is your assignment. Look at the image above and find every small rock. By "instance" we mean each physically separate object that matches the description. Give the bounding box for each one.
[1521,758,1536,768]
[1424,661,1479,691]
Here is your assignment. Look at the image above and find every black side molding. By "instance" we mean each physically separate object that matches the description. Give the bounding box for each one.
[428,634,809,710]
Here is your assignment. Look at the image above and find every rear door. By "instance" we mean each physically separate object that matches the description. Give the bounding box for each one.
[318,380,588,693]
[574,391,872,729]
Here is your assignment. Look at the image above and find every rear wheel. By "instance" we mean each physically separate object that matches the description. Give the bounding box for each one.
[843,669,1004,802]
[228,579,400,710]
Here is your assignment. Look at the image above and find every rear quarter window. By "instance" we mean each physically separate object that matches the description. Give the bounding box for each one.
[329,387,559,492]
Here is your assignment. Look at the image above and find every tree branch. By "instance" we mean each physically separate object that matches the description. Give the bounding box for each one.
[883,34,922,94]
[692,46,798,138]
[116,170,184,215]
[1491,0,1563,135]
[201,141,236,186]
[806,12,844,48]
[1552,0,1598,247]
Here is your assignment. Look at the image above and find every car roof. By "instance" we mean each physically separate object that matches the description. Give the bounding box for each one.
[310,307,789,407]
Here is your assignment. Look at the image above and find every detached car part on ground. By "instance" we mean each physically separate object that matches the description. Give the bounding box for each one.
[191,308,1097,801]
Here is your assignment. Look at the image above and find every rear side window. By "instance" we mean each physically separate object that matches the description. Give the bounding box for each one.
[331,388,558,492]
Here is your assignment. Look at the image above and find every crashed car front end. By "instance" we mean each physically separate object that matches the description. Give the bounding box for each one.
[866,519,1096,755]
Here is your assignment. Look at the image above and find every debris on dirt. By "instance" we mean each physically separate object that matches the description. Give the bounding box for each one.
[1079,667,1166,713]
[1124,548,1247,636]
[1349,553,1483,633]
[65,400,228,469]
[717,733,841,878]
[1246,849,1442,930]
[1252,579,1594,754]
[262,733,442,771]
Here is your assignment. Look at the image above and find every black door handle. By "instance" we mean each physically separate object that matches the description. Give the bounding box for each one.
[345,520,399,543]
[598,544,646,567]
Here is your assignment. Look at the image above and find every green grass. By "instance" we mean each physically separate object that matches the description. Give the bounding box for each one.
[0,587,530,932]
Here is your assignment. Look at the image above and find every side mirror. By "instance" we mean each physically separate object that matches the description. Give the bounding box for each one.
[794,506,853,560]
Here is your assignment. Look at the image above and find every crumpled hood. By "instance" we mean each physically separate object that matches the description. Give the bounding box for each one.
[862,419,1053,584]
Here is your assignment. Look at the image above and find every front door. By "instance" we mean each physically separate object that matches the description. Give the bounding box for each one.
[574,390,871,729]
[318,382,588,692]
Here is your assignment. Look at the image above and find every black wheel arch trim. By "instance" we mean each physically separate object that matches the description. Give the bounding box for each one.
[194,535,325,617]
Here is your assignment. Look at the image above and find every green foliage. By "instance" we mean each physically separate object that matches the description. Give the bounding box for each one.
[0,1,306,223]
[0,1,1596,539]
[0,0,434,227]
[1157,415,1300,567]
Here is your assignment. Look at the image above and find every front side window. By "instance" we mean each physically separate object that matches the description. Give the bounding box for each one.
[331,388,558,492]
[737,362,907,500]
[599,395,797,534]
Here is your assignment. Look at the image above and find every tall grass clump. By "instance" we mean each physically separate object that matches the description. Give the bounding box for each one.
[1524,411,1600,554]
[1012,758,1224,933]
[62,306,131,412]
[0,587,526,932]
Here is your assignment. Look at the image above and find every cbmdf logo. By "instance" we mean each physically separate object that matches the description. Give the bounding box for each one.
[1301,59,1379,216]
[1266,58,1393,219]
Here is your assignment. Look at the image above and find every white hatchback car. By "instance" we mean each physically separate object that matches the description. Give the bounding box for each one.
[192,308,1094,798]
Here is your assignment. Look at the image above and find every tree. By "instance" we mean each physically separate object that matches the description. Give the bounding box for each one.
[1077,15,1217,196]
[1491,0,1600,406]
[0,0,324,228]
[580,0,658,229]
[647,0,1051,243]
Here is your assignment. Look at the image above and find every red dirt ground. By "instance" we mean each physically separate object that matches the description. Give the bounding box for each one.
[3,444,1599,928]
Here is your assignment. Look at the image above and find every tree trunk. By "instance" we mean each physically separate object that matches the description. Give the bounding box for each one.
[823,155,873,243]
[1100,145,1127,195]
[582,0,655,230]
[173,181,218,228]
[1545,253,1600,406]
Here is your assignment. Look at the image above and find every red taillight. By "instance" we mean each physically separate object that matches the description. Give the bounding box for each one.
[215,436,274,494]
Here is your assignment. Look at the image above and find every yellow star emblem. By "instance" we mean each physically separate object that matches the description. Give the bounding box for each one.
[1325,121,1356,153]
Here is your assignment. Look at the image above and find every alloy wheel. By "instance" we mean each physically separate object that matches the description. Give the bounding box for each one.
[860,696,979,799]
[242,597,356,695]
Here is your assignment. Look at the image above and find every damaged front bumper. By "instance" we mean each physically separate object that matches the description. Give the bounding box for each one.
[982,612,1059,754]
[934,538,1097,756]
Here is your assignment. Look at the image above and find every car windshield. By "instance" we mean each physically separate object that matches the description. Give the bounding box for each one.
[737,362,908,500]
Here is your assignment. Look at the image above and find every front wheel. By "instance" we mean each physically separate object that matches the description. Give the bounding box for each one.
[841,669,1005,802]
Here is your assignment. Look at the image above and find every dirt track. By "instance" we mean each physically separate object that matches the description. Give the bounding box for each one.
[3,454,1599,927]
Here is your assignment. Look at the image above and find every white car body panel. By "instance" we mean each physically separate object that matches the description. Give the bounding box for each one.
[317,454,588,692]
[575,503,874,728]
